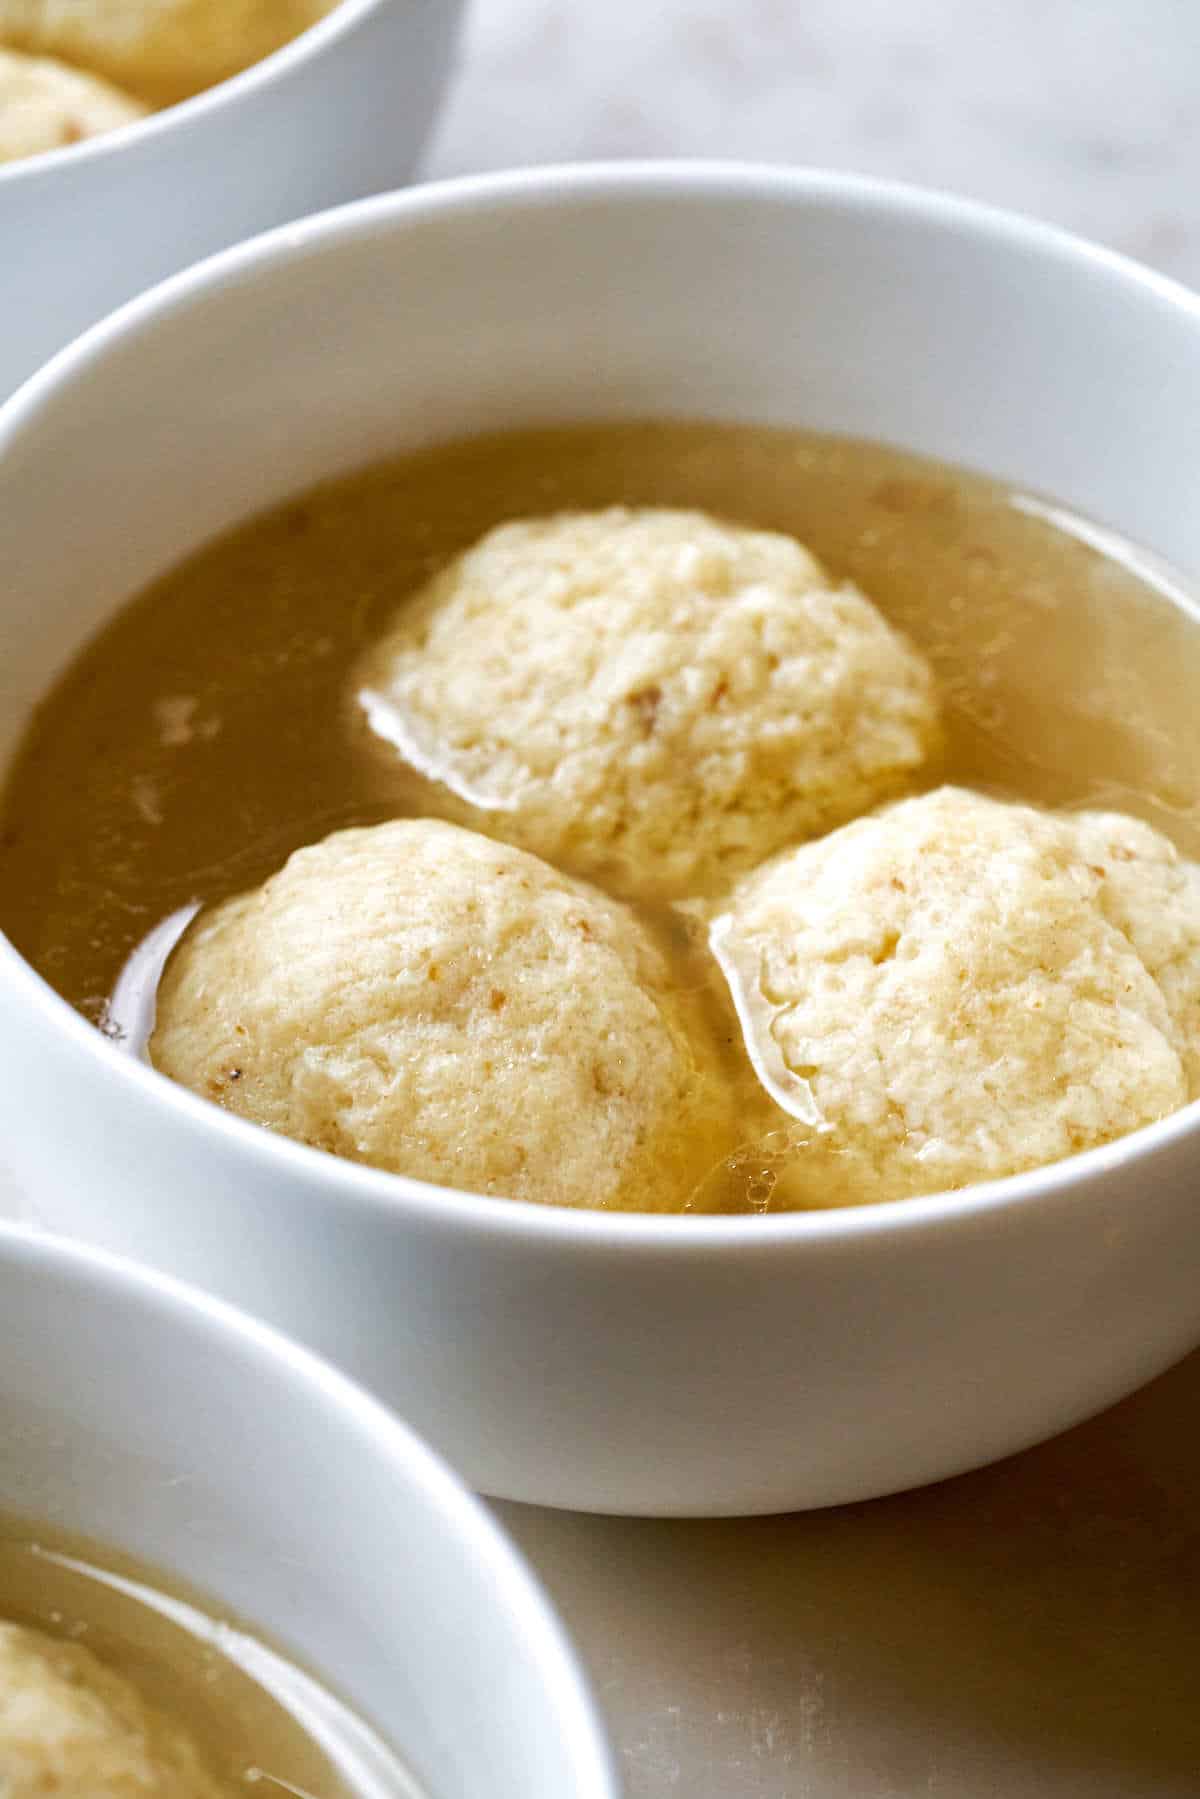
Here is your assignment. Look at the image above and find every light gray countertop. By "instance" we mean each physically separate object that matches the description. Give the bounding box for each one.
[497,1349,1200,1796]
[427,0,1200,291]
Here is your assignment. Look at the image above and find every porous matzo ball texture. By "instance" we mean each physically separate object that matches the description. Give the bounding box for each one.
[0,0,332,104]
[711,786,1200,1208]
[0,43,143,158]
[359,507,940,899]
[0,1623,229,1797]
[151,818,735,1209]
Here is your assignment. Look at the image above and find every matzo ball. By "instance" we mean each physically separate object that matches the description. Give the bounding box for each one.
[709,786,1200,1208]
[150,818,735,1210]
[0,44,144,159]
[358,507,940,899]
[0,1622,229,1797]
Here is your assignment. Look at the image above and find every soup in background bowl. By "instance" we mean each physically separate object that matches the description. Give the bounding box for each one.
[0,0,464,398]
[2,165,1200,1514]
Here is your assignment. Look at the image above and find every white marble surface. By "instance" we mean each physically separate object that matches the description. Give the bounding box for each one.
[427,0,1200,290]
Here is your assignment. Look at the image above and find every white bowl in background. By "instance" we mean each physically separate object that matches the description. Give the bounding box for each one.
[2,165,1200,1516]
[0,1223,617,1798]
[0,0,463,399]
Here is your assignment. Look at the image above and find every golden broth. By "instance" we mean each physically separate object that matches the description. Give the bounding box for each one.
[0,1516,419,1796]
[3,421,1199,1210]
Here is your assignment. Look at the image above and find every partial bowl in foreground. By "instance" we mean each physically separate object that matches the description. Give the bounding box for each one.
[0,1222,616,1797]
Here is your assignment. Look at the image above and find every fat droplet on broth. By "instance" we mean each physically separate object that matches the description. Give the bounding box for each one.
[690,1126,821,1215]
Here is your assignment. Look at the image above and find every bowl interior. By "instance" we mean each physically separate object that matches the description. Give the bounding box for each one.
[2,167,1199,778]
[0,1228,615,1799]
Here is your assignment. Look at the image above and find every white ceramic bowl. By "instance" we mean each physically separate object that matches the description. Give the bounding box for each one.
[2,165,1200,1517]
[0,0,462,399]
[0,1222,617,1797]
